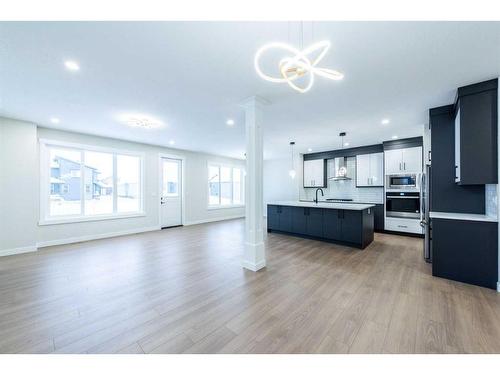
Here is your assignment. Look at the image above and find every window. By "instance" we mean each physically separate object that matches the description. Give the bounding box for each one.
[84,151,113,215]
[208,163,244,207]
[162,160,179,197]
[40,140,143,223]
[117,154,141,213]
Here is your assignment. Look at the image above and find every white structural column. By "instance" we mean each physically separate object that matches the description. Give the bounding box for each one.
[240,96,269,271]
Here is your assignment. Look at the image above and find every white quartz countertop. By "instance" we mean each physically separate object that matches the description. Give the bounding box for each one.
[430,211,498,222]
[268,201,375,211]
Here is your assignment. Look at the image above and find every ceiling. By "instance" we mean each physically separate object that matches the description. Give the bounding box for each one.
[0,21,499,159]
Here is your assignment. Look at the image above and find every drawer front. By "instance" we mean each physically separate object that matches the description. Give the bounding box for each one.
[384,217,422,234]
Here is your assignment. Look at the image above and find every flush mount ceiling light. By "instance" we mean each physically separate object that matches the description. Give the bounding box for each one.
[392,135,399,139]
[169,140,175,145]
[226,119,235,126]
[254,40,343,94]
[307,148,313,152]
[119,114,163,129]
[381,118,390,125]
[50,117,60,124]
[64,60,80,72]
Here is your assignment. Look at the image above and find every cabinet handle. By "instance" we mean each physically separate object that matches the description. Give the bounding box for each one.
[397,225,408,228]
[403,162,406,170]
[399,162,401,170]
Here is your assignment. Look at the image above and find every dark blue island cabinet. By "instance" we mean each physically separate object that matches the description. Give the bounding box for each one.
[267,204,374,249]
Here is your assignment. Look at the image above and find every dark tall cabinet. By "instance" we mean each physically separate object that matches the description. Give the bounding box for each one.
[429,105,485,213]
[455,78,498,185]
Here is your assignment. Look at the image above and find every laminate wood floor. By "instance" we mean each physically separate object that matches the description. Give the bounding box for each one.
[1,219,500,354]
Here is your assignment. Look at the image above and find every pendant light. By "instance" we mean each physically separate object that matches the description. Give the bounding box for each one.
[337,133,347,177]
[254,22,344,93]
[289,141,296,179]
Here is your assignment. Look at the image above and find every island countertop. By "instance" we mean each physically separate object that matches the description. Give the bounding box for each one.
[267,201,375,211]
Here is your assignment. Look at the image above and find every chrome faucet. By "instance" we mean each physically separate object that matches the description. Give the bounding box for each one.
[314,188,324,204]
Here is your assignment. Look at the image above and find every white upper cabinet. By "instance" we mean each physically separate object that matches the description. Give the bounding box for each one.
[369,152,384,186]
[402,147,422,173]
[303,159,325,188]
[356,154,371,187]
[454,108,461,183]
[356,152,383,187]
[384,149,403,175]
[384,147,422,174]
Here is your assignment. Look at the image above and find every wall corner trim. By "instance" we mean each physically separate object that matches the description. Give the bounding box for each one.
[497,281,500,293]
[0,245,37,257]
[36,225,161,248]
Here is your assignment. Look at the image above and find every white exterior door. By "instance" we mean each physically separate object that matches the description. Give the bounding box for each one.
[402,146,423,173]
[160,157,182,228]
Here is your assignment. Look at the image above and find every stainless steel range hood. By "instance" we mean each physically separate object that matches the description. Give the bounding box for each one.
[329,156,352,181]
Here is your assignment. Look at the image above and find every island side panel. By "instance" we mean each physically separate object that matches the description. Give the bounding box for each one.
[361,208,375,248]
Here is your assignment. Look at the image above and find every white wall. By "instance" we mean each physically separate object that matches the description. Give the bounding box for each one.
[263,157,299,213]
[0,118,38,255]
[0,117,245,253]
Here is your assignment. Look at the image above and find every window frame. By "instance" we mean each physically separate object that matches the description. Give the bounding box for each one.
[207,162,245,209]
[39,139,145,225]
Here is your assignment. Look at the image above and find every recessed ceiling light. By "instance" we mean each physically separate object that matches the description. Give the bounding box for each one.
[381,118,390,125]
[344,142,350,146]
[119,113,163,129]
[50,117,60,124]
[392,135,398,139]
[64,60,80,72]
[307,148,313,152]
[226,119,235,126]
[169,140,175,145]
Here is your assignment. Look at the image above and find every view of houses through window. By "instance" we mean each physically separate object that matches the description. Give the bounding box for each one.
[208,164,244,207]
[45,143,142,220]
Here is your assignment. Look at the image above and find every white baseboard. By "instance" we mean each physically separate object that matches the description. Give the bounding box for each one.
[184,215,244,226]
[36,225,161,248]
[241,259,266,272]
[0,245,37,257]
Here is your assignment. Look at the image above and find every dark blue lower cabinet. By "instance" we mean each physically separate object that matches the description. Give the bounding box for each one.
[267,205,374,249]
[432,218,498,289]
[307,208,324,237]
[267,205,280,230]
[278,206,292,232]
[291,207,308,235]
[341,210,362,243]
[323,209,341,240]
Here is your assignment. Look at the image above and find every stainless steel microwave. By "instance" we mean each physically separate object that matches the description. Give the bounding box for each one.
[386,174,418,190]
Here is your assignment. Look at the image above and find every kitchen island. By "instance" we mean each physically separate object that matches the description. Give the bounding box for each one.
[267,201,375,249]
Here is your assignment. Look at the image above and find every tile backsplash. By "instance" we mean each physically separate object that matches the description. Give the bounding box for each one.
[485,184,498,218]
[300,157,384,204]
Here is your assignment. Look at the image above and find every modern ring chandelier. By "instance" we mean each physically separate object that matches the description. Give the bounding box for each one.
[254,38,344,93]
